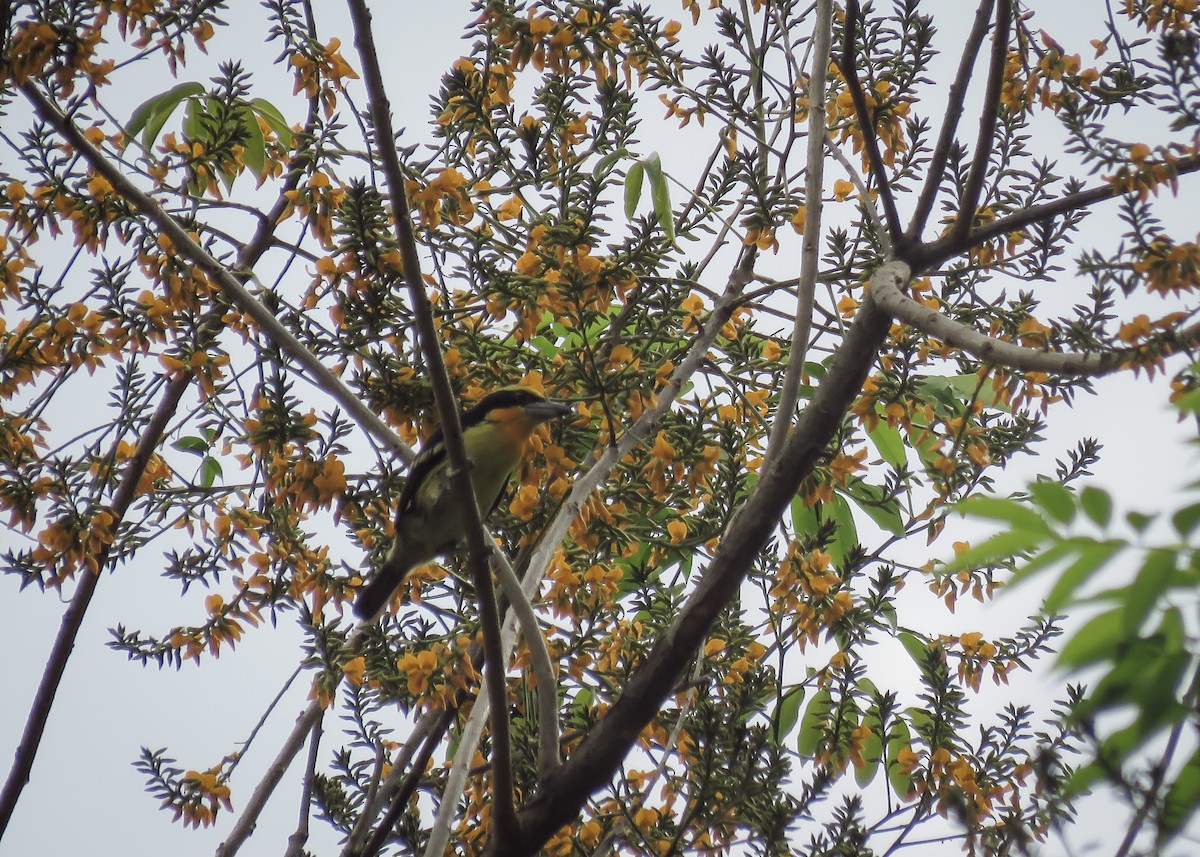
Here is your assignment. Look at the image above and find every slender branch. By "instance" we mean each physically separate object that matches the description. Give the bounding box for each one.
[342,705,447,856]
[216,700,324,857]
[950,0,1011,244]
[490,547,561,777]
[3,80,316,837]
[282,714,324,857]
[486,261,900,856]
[766,0,833,463]
[0,371,191,836]
[421,689,491,857]
[17,83,412,463]
[837,0,902,240]
[869,267,1200,375]
[344,0,515,838]
[360,711,453,857]
[915,153,1200,271]
[907,0,996,241]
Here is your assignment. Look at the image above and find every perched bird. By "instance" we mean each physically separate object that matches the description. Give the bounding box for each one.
[354,385,573,619]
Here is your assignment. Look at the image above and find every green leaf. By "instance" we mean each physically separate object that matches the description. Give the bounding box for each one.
[797,686,832,757]
[897,631,928,666]
[855,719,883,788]
[866,420,906,469]
[1122,549,1176,635]
[773,686,805,745]
[1043,541,1122,614]
[172,436,211,456]
[1080,486,1112,528]
[939,529,1047,576]
[1126,511,1155,534]
[956,495,1054,536]
[1159,747,1200,842]
[842,478,905,536]
[1063,759,1105,799]
[593,146,628,176]
[623,160,645,220]
[887,717,914,798]
[877,601,898,633]
[791,495,818,539]
[823,494,858,567]
[644,152,675,242]
[127,82,204,147]
[183,96,206,142]
[1029,479,1076,525]
[201,457,223,489]
[1057,607,1124,670]
[240,106,266,180]
[249,98,293,146]
[1007,540,1077,588]
[1171,501,1200,538]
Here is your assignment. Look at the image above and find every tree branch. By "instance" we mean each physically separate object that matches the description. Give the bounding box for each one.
[360,710,454,857]
[915,154,1200,271]
[343,0,515,838]
[486,261,901,855]
[907,0,996,241]
[2,81,320,838]
[0,371,191,836]
[766,0,834,464]
[950,0,1011,245]
[837,0,902,240]
[282,713,323,857]
[490,547,561,777]
[869,266,1200,375]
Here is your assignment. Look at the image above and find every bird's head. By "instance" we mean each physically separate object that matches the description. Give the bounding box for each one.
[463,385,573,452]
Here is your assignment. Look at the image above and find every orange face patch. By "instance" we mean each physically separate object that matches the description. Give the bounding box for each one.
[486,406,543,455]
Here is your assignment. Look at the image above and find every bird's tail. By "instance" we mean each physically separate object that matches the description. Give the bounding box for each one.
[354,550,411,620]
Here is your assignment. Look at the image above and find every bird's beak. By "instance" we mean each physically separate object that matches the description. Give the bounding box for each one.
[525,400,573,422]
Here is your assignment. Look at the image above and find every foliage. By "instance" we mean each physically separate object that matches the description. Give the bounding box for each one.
[944,457,1200,849]
[3,0,1200,855]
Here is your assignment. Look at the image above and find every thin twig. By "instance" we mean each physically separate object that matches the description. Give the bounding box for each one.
[421,690,491,857]
[341,705,447,856]
[490,547,561,777]
[282,713,324,857]
[361,710,454,857]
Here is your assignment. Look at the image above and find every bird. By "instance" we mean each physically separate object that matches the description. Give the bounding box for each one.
[354,385,573,619]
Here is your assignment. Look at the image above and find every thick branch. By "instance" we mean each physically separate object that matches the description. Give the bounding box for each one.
[487,261,903,856]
